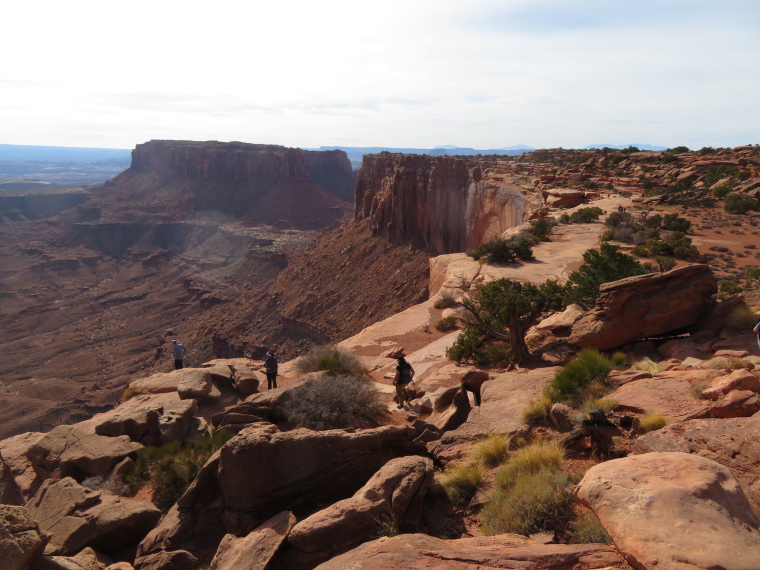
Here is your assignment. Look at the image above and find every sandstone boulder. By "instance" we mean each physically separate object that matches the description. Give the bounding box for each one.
[32,551,101,570]
[286,456,433,566]
[210,511,295,570]
[199,364,234,386]
[94,399,197,446]
[710,390,760,418]
[0,451,22,506]
[633,415,760,512]
[429,367,557,461]
[568,264,717,350]
[532,303,586,337]
[575,452,760,570]
[176,369,213,401]
[0,432,46,500]
[0,504,48,570]
[134,549,197,570]
[427,388,471,433]
[314,533,626,569]
[549,403,574,432]
[26,478,161,556]
[232,366,263,396]
[127,372,182,395]
[27,426,142,480]
[701,368,760,400]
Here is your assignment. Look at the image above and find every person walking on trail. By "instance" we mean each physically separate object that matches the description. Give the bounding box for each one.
[264,351,278,389]
[171,340,187,370]
[393,354,415,409]
[753,315,760,350]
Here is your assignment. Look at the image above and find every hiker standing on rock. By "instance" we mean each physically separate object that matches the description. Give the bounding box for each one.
[171,339,186,370]
[753,315,760,350]
[264,351,278,389]
[393,354,415,409]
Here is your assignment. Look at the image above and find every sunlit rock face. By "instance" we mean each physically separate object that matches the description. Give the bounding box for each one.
[355,154,544,254]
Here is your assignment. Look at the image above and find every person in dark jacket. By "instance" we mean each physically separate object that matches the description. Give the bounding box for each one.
[393,354,415,409]
[264,351,278,389]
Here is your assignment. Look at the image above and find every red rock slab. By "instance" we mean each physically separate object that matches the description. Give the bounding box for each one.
[315,533,629,569]
[607,371,711,422]
[0,431,46,499]
[210,510,295,570]
[576,452,760,570]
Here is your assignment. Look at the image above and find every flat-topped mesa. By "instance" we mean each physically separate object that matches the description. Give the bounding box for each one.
[354,153,545,255]
[97,140,355,228]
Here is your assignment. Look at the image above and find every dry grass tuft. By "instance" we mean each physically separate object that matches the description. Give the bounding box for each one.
[632,357,667,375]
[469,433,513,468]
[440,461,484,506]
[639,412,667,432]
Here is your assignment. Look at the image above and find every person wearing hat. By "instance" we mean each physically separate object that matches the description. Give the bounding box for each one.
[393,354,415,409]
[171,339,187,370]
[264,350,278,389]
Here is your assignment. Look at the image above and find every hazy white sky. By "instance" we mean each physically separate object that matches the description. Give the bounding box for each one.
[2,0,758,150]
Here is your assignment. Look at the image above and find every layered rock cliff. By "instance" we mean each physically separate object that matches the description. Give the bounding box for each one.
[91,140,355,229]
[355,154,546,254]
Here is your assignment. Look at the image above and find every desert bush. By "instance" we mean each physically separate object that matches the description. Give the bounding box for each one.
[433,290,458,309]
[719,280,743,295]
[521,394,553,424]
[495,440,565,489]
[563,243,645,307]
[283,374,384,430]
[690,382,708,399]
[726,302,758,329]
[573,512,612,544]
[441,461,484,506]
[725,193,760,215]
[639,412,667,432]
[435,316,459,331]
[574,397,618,424]
[703,356,751,370]
[530,218,553,241]
[655,255,676,272]
[121,385,149,402]
[669,145,690,153]
[128,429,234,509]
[546,350,614,405]
[483,341,512,364]
[631,357,667,375]
[372,506,400,538]
[469,433,513,468]
[610,352,627,368]
[296,345,366,376]
[470,238,534,263]
[713,185,733,199]
[569,207,604,224]
[661,213,691,233]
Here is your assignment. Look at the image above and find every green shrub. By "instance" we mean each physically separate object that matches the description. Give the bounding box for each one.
[719,280,743,295]
[704,164,739,187]
[713,186,733,199]
[530,218,553,241]
[128,430,234,509]
[441,461,484,506]
[470,238,536,264]
[521,394,553,424]
[669,146,690,153]
[655,256,676,272]
[569,207,605,224]
[469,434,513,468]
[372,506,400,538]
[573,513,612,544]
[283,375,384,430]
[433,290,458,309]
[725,193,760,215]
[296,345,366,376]
[435,316,459,332]
[482,469,574,536]
[610,352,627,368]
[560,213,570,223]
[563,243,646,307]
[495,440,565,489]
[661,213,691,232]
[546,349,614,405]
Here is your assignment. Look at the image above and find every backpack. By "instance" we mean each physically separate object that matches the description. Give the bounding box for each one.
[400,365,413,384]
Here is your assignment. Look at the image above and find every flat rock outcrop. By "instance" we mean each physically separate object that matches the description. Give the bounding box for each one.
[607,371,711,422]
[568,264,717,350]
[26,426,142,480]
[315,533,628,569]
[0,504,48,570]
[210,510,295,570]
[355,154,544,254]
[26,477,161,556]
[94,399,196,445]
[285,456,433,566]
[633,414,760,510]
[576,452,760,570]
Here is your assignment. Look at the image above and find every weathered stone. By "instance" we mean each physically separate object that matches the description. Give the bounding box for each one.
[286,457,433,565]
[702,368,760,400]
[176,370,212,401]
[134,549,198,570]
[0,504,47,570]
[533,303,586,336]
[575,452,760,570]
[157,401,197,444]
[200,364,235,386]
[535,341,580,365]
[0,451,23,506]
[710,390,760,418]
[633,415,760,513]
[568,265,717,350]
[26,478,161,556]
[549,403,574,432]
[95,406,161,442]
[427,388,471,433]
[232,367,263,396]
[27,426,142,480]
[314,533,626,569]
[0,433,46,500]
[210,511,295,570]
[32,551,101,570]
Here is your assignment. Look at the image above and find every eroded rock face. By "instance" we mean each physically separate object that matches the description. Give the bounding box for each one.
[633,415,760,511]
[355,154,544,254]
[0,504,47,570]
[210,511,295,570]
[568,264,718,350]
[26,426,142,480]
[314,533,627,569]
[285,456,433,566]
[25,477,161,556]
[575,452,760,570]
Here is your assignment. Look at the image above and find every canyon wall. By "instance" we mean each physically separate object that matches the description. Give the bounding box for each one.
[354,154,545,254]
[93,140,355,229]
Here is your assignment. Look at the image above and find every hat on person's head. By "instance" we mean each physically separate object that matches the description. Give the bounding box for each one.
[171,340,178,344]
[266,351,273,356]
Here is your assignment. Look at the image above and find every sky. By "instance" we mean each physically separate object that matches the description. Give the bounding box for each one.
[2,0,758,151]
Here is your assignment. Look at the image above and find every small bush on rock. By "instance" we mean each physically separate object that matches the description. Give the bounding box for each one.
[283,374,384,430]
[546,349,614,405]
[469,433,513,468]
[569,207,604,224]
[631,357,667,375]
[435,316,459,331]
[441,461,484,506]
[639,412,667,432]
[296,345,366,376]
[434,290,458,309]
